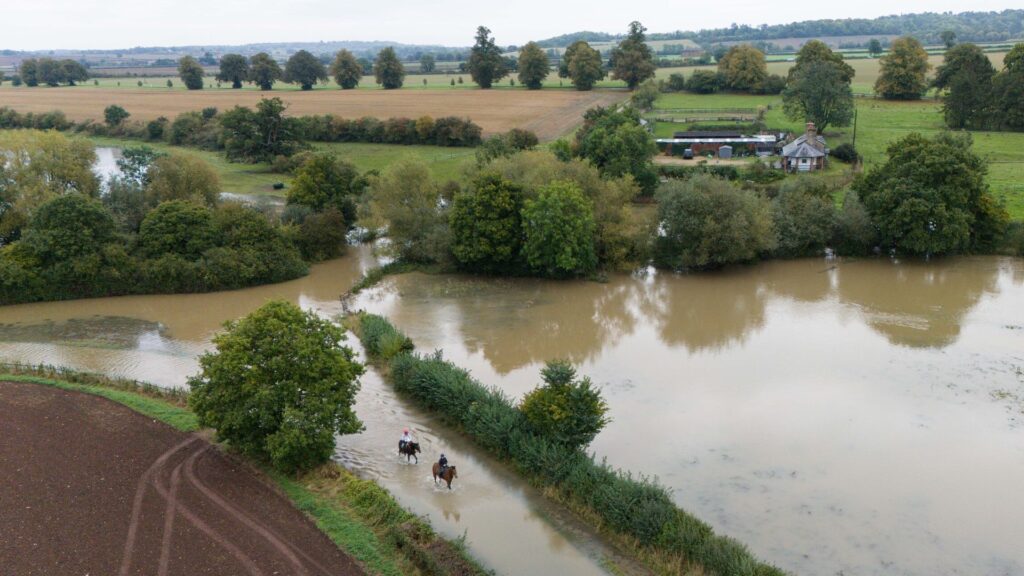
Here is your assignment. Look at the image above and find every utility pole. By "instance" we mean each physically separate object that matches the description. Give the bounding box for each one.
[852,107,858,150]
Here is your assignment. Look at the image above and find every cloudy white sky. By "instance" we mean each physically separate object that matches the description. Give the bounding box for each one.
[4,0,1017,50]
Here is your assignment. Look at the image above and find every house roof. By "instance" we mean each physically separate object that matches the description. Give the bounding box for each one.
[781,133,827,158]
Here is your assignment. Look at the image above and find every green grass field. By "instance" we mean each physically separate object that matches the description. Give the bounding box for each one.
[650,92,1024,219]
[87,136,475,197]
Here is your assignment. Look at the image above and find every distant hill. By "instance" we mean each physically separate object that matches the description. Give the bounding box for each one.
[538,9,1024,49]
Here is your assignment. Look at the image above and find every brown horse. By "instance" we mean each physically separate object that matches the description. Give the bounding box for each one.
[398,441,421,463]
[432,463,457,489]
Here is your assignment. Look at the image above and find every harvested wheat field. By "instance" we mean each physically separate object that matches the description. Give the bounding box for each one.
[0,381,363,576]
[0,87,627,139]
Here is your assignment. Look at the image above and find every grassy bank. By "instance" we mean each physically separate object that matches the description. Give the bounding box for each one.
[347,313,786,576]
[0,363,489,576]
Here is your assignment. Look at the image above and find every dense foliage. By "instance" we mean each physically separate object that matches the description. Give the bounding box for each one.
[521,182,598,277]
[783,42,855,132]
[467,26,507,89]
[934,43,997,130]
[219,97,301,162]
[450,173,525,274]
[17,58,88,87]
[286,153,363,224]
[216,54,250,89]
[610,21,656,89]
[373,47,406,89]
[330,49,363,89]
[177,56,205,90]
[520,360,608,448]
[654,175,776,270]
[517,42,550,90]
[189,301,363,473]
[875,37,931,100]
[558,41,606,91]
[284,50,327,90]
[573,107,658,195]
[717,45,767,92]
[855,132,1008,255]
[249,52,283,90]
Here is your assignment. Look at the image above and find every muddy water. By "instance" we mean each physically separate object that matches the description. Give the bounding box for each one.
[349,257,1024,576]
[0,245,616,576]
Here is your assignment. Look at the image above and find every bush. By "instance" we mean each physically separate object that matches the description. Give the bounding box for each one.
[144,153,220,208]
[292,207,348,262]
[831,142,860,164]
[104,105,130,127]
[449,173,525,273]
[286,153,362,224]
[146,117,168,140]
[521,181,598,277]
[188,301,363,473]
[665,72,686,92]
[138,200,217,259]
[771,181,837,257]
[519,360,609,449]
[685,70,720,93]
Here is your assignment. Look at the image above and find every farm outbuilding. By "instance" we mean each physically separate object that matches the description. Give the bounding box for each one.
[781,122,829,172]
[656,131,779,158]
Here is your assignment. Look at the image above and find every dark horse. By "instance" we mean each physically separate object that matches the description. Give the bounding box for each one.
[432,463,457,489]
[398,441,421,463]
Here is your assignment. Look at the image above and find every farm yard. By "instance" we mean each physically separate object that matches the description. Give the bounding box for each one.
[0,86,626,140]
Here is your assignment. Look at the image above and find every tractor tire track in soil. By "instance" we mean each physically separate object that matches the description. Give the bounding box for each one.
[0,381,363,576]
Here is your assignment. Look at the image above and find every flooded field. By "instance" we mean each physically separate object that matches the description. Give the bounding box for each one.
[2,248,1023,574]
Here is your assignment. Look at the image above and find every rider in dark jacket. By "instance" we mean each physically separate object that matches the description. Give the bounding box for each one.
[438,453,448,473]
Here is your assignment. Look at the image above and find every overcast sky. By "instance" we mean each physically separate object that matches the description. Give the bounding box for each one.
[4,1,1017,50]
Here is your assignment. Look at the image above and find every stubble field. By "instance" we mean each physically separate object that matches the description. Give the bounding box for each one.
[0,86,626,140]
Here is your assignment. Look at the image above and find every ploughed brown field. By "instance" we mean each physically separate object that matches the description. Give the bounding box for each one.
[0,381,363,576]
[0,87,627,140]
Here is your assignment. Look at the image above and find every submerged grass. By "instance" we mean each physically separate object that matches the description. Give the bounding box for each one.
[349,313,786,576]
[0,364,489,576]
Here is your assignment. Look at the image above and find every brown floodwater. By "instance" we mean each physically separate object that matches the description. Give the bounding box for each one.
[349,256,1024,576]
[0,245,621,576]
[3,248,1023,575]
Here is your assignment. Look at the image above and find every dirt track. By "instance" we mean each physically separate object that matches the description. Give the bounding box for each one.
[0,381,363,576]
[0,87,627,140]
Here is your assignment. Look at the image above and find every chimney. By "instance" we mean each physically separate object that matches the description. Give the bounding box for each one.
[805,122,822,151]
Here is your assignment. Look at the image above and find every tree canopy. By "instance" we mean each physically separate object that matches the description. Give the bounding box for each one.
[875,36,931,100]
[610,21,656,89]
[933,43,996,129]
[287,153,362,223]
[219,97,301,163]
[188,300,363,473]
[521,181,597,277]
[573,107,657,195]
[517,42,550,90]
[559,41,605,91]
[450,173,525,273]
[783,60,855,133]
[177,56,205,90]
[374,47,406,89]
[330,49,363,89]
[216,54,250,89]
[284,50,327,90]
[467,26,507,88]
[717,45,767,92]
[249,52,282,90]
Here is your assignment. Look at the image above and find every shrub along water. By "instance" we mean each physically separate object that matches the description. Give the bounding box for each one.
[351,312,785,576]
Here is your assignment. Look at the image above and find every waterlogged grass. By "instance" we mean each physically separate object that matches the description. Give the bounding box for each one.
[2,366,489,576]
[315,142,474,181]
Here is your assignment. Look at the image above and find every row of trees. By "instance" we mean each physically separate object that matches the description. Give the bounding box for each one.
[934,43,1024,131]
[15,58,89,87]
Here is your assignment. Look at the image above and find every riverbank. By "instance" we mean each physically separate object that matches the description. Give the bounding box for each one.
[346,313,785,576]
[0,363,490,576]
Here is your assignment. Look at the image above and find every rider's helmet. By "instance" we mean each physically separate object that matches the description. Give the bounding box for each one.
[403,428,409,434]
[440,453,446,458]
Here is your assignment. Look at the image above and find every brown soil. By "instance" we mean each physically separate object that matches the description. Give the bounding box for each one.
[0,87,627,140]
[0,381,364,576]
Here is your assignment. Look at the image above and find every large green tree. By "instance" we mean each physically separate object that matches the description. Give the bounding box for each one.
[138,200,217,259]
[782,60,855,133]
[18,194,118,267]
[330,49,363,89]
[188,300,363,473]
[520,361,609,449]
[177,56,205,90]
[875,36,931,100]
[558,41,605,91]
[286,153,362,223]
[449,173,524,273]
[216,54,249,89]
[573,107,658,194]
[19,59,39,86]
[610,21,656,89]
[219,97,300,162]
[717,45,767,92]
[517,42,550,90]
[991,44,1024,131]
[419,53,436,73]
[368,159,447,263]
[284,50,327,90]
[374,47,406,89]
[854,132,1008,255]
[521,181,597,277]
[654,175,776,270]
[467,26,507,89]
[933,43,996,129]
[144,153,220,208]
[249,52,282,90]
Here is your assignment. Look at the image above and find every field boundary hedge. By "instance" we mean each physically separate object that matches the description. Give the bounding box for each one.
[348,312,786,576]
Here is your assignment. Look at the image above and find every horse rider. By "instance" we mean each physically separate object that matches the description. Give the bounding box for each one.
[438,453,448,475]
[399,428,413,451]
